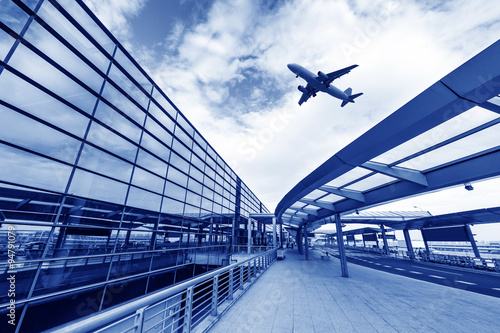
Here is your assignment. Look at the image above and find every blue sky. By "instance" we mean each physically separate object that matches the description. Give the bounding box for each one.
[83,0,500,240]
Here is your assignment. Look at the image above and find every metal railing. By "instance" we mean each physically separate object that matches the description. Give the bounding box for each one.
[50,248,277,333]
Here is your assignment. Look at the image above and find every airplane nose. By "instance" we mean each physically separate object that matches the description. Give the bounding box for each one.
[287,63,298,72]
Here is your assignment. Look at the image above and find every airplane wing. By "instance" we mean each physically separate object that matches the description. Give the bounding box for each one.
[298,84,317,105]
[324,64,358,86]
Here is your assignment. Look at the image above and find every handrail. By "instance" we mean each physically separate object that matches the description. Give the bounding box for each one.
[51,247,277,333]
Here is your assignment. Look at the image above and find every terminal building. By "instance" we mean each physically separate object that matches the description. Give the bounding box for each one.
[1,1,500,332]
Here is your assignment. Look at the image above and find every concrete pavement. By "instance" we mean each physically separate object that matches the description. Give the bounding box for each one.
[207,248,500,333]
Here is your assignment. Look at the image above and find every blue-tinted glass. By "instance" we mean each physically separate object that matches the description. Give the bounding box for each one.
[68,169,127,205]
[114,48,152,94]
[172,139,191,162]
[131,167,165,194]
[174,125,193,149]
[56,0,115,56]
[127,186,161,212]
[190,152,204,171]
[0,105,81,163]
[145,116,173,148]
[38,1,110,73]
[213,193,222,205]
[169,151,190,174]
[212,202,222,214]
[8,44,97,114]
[77,144,133,182]
[87,121,138,162]
[0,1,30,35]
[201,197,212,211]
[0,70,90,137]
[94,101,142,143]
[161,197,184,215]
[24,20,104,93]
[141,132,171,162]
[202,186,214,200]
[101,80,146,126]
[0,143,72,193]
[108,63,149,110]
[214,184,223,198]
[204,176,215,191]
[148,101,175,134]
[166,166,187,187]
[152,87,177,119]
[176,113,194,137]
[189,166,203,183]
[164,180,186,202]
[0,28,16,61]
[183,203,200,216]
[187,177,202,194]
[136,148,168,178]
[185,191,201,208]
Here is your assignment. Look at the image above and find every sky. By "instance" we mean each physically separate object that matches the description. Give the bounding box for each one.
[82,0,500,240]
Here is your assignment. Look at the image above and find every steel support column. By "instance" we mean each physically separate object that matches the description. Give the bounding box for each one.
[403,229,415,260]
[465,224,481,258]
[304,224,309,260]
[247,216,252,255]
[272,217,277,248]
[421,229,430,256]
[380,225,389,255]
[335,213,348,277]
[297,226,303,255]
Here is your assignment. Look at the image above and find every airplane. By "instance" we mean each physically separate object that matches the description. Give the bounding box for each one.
[287,63,362,107]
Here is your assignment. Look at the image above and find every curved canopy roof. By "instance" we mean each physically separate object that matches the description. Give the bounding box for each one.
[275,39,500,230]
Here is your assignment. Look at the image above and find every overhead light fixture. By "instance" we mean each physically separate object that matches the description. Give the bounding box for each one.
[464,183,474,191]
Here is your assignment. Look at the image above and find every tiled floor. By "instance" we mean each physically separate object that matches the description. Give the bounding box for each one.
[207,249,500,332]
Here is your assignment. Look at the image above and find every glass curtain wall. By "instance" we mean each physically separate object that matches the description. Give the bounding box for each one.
[0,0,270,331]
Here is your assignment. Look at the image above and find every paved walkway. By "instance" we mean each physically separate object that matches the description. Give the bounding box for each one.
[207,248,500,333]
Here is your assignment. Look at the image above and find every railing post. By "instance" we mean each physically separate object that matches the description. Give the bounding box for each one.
[135,307,145,333]
[211,275,219,316]
[228,269,234,300]
[240,265,244,290]
[185,286,194,333]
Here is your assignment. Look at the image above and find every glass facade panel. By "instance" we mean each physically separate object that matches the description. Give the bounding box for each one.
[0,104,81,163]
[0,1,29,35]
[0,28,16,61]
[126,186,161,212]
[131,167,165,194]
[94,101,142,144]
[101,80,146,126]
[77,144,134,182]
[86,121,138,162]
[114,47,152,94]
[0,143,72,192]
[8,43,97,114]
[136,148,167,178]
[25,20,104,93]
[148,100,175,134]
[68,169,128,205]
[108,62,149,110]
[0,70,90,137]
[152,87,177,119]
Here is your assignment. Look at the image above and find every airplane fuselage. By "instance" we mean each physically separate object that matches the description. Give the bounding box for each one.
[287,63,349,101]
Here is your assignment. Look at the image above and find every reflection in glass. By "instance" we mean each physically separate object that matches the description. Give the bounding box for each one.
[0,144,72,193]
[101,81,146,126]
[0,70,90,137]
[131,167,165,195]
[87,121,138,162]
[136,148,168,178]
[0,105,81,163]
[8,43,98,114]
[69,169,128,205]
[148,101,175,134]
[94,101,142,144]
[0,29,16,61]
[108,63,149,109]
[0,1,29,35]
[126,186,162,212]
[77,144,134,182]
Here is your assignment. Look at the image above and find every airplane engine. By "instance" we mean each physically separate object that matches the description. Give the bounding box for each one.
[317,71,329,81]
[297,85,308,93]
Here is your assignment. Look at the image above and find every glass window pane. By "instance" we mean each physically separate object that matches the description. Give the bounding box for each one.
[172,139,191,162]
[8,43,98,114]
[176,113,194,137]
[132,167,165,194]
[77,144,133,182]
[0,105,81,163]
[127,186,161,212]
[201,197,212,211]
[24,20,104,93]
[101,81,146,126]
[185,191,201,208]
[148,101,175,134]
[114,48,152,94]
[187,177,202,194]
[145,116,173,148]
[141,132,171,162]
[0,1,29,35]
[38,0,110,72]
[0,144,72,193]
[136,148,168,177]
[152,87,177,119]
[0,28,16,61]
[69,169,128,205]
[0,70,90,137]
[108,63,149,110]
[164,181,186,202]
[94,100,142,143]
[169,152,190,174]
[166,166,187,187]
[161,197,184,215]
[87,121,138,162]
[56,0,115,56]
[189,166,204,183]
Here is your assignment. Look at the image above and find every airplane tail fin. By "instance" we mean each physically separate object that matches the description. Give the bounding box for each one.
[341,88,363,107]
